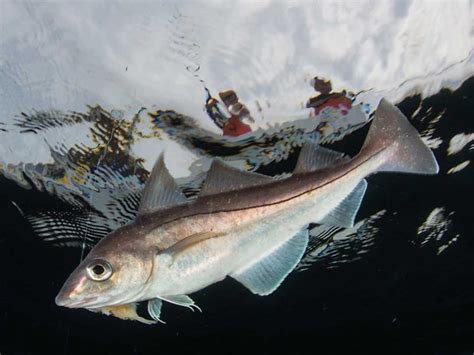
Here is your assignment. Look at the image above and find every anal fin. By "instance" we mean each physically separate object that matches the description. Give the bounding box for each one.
[230,229,309,296]
[318,179,367,228]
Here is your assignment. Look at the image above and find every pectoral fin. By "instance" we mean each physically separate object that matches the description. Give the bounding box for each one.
[162,231,225,258]
[230,229,309,296]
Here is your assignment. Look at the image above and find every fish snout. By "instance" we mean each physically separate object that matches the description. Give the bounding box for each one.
[55,290,98,308]
[55,291,69,307]
[55,274,97,308]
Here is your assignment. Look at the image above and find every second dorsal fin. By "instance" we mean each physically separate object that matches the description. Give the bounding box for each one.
[199,159,274,197]
[294,143,350,174]
[138,154,188,215]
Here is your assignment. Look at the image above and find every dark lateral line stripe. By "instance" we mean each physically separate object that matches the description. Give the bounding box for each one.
[154,148,384,229]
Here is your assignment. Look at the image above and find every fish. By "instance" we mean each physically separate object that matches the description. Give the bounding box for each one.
[55,99,439,324]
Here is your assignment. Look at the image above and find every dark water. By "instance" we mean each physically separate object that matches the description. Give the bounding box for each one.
[0,78,473,354]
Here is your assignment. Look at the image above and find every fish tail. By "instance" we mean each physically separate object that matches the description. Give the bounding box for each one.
[359,98,439,175]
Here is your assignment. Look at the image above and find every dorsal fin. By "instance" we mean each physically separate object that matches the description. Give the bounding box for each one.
[199,159,273,197]
[138,154,187,215]
[294,143,350,174]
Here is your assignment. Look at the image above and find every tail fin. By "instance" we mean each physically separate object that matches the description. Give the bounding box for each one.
[360,98,439,175]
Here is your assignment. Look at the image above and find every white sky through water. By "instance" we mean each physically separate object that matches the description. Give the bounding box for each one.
[0,0,472,175]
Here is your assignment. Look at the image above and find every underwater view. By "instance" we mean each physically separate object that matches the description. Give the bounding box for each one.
[0,1,473,354]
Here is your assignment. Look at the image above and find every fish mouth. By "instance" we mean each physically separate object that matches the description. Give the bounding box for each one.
[55,294,99,308]
[55,292,140,310]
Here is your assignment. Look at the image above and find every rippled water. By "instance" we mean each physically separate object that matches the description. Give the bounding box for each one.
[0,1,473,354]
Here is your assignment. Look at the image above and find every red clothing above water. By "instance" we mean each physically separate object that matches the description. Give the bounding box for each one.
[222,115,252,137]
[313,95,352,116]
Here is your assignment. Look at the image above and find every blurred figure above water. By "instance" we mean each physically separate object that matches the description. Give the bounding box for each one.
[307,77,353,116]
[205,89,253,137]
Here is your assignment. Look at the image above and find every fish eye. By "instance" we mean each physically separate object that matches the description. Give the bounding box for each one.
[86,259,113,281]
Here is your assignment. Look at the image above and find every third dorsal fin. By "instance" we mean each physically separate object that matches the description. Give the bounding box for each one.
[199,159,274,197]
[294,143,350,174]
